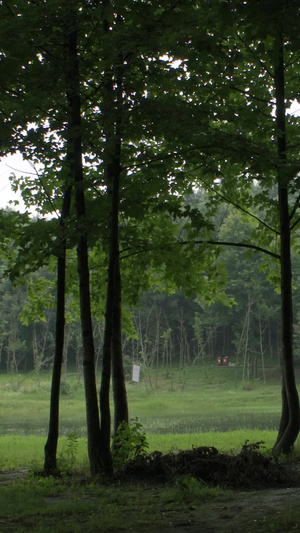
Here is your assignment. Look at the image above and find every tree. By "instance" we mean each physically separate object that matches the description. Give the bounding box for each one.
[131,0,300,452]
[194,0,300,453]
[0,0,108,475]
[99,2,128,445]
[44,188,71,473]
[272,28,300,455]
[65,3,111,475]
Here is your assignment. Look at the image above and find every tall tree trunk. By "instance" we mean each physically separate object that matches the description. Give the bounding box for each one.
[112,232,128,433]
[111,63,128,432]
[100,3,128,444]
[66,13,103,476]
[99,265,113,470]
[100,87,128,438]
[44,186,71,474]
[273,34,300,455]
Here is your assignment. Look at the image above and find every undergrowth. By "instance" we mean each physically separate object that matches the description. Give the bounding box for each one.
[112,418,149,471]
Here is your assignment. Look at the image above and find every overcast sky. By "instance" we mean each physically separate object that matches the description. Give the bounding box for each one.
[0,153,30,211]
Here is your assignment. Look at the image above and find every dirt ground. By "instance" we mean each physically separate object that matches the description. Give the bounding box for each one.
[156,487,300,532]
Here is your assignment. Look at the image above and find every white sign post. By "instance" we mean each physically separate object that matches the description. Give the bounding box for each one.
[132,364,141,383]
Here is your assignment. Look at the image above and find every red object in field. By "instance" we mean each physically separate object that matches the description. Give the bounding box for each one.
[223,356,229,366]
[217,357,223,366]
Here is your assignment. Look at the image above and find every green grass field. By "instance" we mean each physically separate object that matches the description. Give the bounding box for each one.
[0,363,295,471]
[0,364,283,434]
[2,364,300,533]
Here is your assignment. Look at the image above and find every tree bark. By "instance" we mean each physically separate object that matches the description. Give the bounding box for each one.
[112,224,129,434]
[44,186,71,474]
[273,34,300,455]
[66,13,103,476]
[100,3,128,446]
[100,81,128,438]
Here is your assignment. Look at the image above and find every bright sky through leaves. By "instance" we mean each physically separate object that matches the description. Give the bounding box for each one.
[1,98,299,212]
[0,153,29,210]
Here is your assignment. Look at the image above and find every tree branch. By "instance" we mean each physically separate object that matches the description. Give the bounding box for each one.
[201,178,279,236]
[193,239,280,260]
[120,238,280,261]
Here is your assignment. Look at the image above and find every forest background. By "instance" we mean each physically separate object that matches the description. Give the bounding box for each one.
[0,197,298,383]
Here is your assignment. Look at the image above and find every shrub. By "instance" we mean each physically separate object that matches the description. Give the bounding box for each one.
[112,418,149,471]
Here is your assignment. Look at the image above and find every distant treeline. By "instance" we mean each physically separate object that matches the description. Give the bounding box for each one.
[2,201,300,378]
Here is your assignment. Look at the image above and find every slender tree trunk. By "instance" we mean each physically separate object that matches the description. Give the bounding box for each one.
[273,35,300,455]
[100,3,128,443]
[99,275,113,470]
[242,299,251,382]
[66,14,103,476]
[44,187,71,474]
[112,252,128,432]
[98,4,115,458]
[101,95,128,438]
[258,314,266,384]
[111,68,128,432]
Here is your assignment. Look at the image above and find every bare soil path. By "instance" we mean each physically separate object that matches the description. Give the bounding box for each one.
[158,487,300,532]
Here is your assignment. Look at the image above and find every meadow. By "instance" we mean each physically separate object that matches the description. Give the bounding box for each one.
[2,363,300,532]
[0,362,292,471]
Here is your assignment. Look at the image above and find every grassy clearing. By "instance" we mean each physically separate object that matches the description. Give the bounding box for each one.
[0,363,295,471]
[0,430,281,471]
[0,435,89,471]
[147,429,279,454]
[1,364,300,532]
[0,364,284,436]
